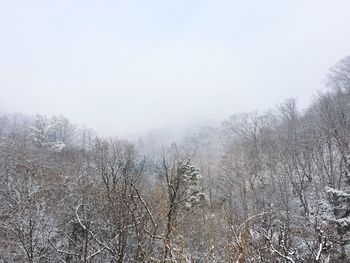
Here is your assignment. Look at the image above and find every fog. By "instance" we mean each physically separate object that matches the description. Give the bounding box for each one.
[1,0,350,136]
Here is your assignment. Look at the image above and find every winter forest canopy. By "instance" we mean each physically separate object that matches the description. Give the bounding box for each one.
[0,56,350,262]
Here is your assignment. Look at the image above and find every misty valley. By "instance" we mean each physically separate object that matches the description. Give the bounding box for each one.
[1,57,350,262]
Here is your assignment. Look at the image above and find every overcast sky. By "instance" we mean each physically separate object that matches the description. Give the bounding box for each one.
[1,0,350,136]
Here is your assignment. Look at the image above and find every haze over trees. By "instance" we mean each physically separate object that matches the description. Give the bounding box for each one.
[1,56,350,262]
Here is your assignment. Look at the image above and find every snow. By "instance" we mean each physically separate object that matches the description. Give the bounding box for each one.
[325,186,350,197]
[51,141,66,152]
[337,217,350,227]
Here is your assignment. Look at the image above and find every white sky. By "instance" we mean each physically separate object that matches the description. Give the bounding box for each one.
[1,0,350,136]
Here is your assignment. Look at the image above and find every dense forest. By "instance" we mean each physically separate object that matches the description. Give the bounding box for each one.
[1,56,350,262]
